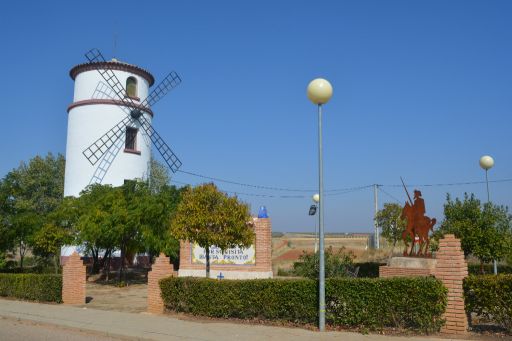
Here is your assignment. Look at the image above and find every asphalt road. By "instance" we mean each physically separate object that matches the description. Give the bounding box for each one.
[0,317,129,341]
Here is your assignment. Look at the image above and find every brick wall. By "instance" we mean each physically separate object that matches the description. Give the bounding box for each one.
[62,252,86,305]
[179,217,272,274]
[379,266,432,278]
[433,234,468,335]
[147,253,176,314]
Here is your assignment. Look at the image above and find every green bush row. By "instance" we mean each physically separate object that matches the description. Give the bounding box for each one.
[464,274,512,332]
[468,264,512,275]
[160,276,446,333]
[0,273,62,303]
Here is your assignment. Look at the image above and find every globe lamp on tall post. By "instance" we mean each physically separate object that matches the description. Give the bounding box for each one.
[307,78,333,332]
[479,155,497,275]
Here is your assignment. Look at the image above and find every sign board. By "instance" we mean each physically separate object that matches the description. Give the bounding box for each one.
[191,243,255,265]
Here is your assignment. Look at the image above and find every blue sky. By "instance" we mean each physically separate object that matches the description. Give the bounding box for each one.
[0,1,511,233]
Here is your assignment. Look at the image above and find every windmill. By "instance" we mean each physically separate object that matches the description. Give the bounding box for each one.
[63,49,183,196]
[82,48,182,173]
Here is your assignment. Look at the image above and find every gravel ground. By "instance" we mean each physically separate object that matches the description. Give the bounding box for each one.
[82,282,147,313]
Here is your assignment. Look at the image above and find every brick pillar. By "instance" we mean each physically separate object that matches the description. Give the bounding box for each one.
[62,252,86,305]
[254,218,272,272]
[147,253,175,314]
[434,234,468,335]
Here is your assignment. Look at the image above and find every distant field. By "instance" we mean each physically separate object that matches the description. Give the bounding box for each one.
[271,232,392,274]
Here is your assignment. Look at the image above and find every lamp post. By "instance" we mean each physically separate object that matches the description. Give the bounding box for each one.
[479,155,497,275]
[307,78,333,332]
[312,193,320,253]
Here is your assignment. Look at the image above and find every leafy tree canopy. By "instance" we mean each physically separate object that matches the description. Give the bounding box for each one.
[0,153,65,268]
[171,183,255,277]
[437,193,512,264]
[375,202,406,246]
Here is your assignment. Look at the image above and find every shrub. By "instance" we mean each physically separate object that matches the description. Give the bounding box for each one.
[293,246,356,279]
[327,277,446,332]
[160,276,446,333]
[0,273,62,302]
[464,274,512,332]
[276,268,294,277]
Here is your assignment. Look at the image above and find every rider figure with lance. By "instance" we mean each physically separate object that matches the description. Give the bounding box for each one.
[400,177,436,256]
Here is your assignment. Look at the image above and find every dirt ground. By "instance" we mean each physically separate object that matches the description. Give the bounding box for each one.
[272,233,392,273]
[82,282,148,313]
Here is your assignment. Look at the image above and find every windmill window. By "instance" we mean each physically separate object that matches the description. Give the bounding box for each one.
[126,77,138,99]
[124,127,140,154]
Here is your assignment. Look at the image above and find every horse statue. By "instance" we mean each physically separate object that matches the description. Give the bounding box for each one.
[401,202,436,256]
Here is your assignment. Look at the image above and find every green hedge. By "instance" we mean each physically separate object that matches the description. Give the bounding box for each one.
[160,276,446,332]
[464,275,512,332]
[0,274,62,303]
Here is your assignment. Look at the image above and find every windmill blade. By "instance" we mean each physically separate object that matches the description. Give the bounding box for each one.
[82,48,181,172]
[84,48,141,113]
[140,71,182,108]
[83,115,133,165]
[138,115,182,173]
[85,48,106,63]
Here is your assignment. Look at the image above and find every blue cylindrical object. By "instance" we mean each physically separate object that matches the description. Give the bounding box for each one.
[258,206,269,218]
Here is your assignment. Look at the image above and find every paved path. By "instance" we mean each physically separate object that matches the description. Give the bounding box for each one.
[0,299,470,341]
[0,316,126,341]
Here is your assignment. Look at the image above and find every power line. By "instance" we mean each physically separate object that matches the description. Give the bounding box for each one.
[175,168,512,196]
[378,187,402,204]
[178,169,377,193]
[169,179,371,199]
[384,178,512,188]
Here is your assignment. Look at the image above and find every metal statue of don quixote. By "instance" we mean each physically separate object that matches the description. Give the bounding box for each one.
[400,177,436,257]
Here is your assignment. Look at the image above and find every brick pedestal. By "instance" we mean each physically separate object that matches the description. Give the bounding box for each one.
[147,253,175,314]
[379,235,468,335]
[62,252,86,305]
[433,234,468,335]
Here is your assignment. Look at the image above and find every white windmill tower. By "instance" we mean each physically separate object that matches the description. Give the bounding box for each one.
[63,49,182,197]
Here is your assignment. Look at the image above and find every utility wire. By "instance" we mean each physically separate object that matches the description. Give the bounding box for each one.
[175,169,512,196]
[384,178,512,188]
[169,179,371,199]
[378,187,402,204]
[178,169,375,193]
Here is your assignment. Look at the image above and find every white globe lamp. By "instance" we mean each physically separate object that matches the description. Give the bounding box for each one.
[307,78,333,105]
[312,193,320,203]
[479,155,494,170]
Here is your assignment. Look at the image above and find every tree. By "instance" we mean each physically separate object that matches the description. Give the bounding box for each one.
[0,153,65,269]
[140,184,184,263]
[438,193,512,272]
[375,202,406,261]
[75,184,119,275]
[148,157,171,194]
[171,183,255,278]
[31,196,77,273]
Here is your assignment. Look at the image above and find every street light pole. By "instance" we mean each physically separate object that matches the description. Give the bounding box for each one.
[307,78,333,332]
[479,155,496,275]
